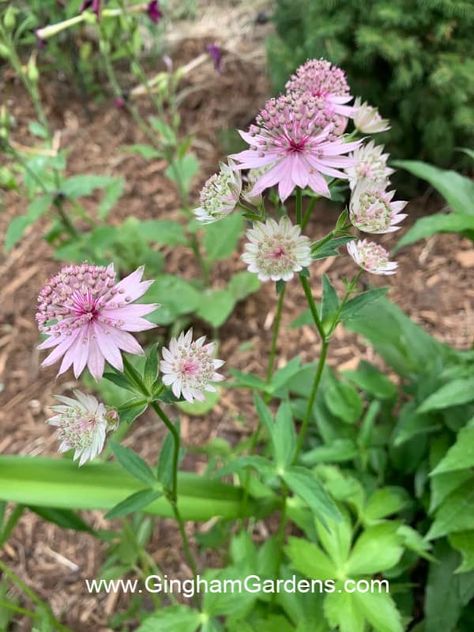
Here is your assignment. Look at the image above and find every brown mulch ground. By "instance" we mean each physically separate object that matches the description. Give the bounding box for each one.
[1,5,474,630]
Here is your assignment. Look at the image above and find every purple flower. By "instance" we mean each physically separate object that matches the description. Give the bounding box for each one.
[147,0,162,24]
[206,43,223,73]
[36,263,158,379]
[230,93,359,201]
[80,0,101,17]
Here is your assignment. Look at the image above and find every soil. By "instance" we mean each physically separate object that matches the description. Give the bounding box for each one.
[1,3,473,630]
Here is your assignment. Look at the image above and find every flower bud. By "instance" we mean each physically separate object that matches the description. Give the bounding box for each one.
[3,6,17,30]
[27,56,39,82]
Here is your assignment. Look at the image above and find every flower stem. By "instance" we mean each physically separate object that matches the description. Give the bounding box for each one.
[296,274,330,457]
[295,188,303,225]
[301,196,318,230]
[266,284,286,383]
[151,401,199,578]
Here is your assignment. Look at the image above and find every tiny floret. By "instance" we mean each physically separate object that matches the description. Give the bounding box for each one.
[36,263,158,379]
[230,93,359,201]
[194,160,242,223]
[160,329,224,402]
[242,216,312,282]
[47,390,118,466]
[347,239,398,275]
[346,140,394,190]
[353,98,390,134]
[350,182,407,234]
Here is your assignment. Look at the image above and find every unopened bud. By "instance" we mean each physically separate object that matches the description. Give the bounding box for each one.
[27,56,39,82]
[3,6,17,30]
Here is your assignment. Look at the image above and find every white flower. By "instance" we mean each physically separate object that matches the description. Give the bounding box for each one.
[241,216,312,282]
[194,160,242,223]
[349,181,407,234]
[47,390,118,466]
[346,140,394,190]
[347,239,398,275]
[160,329,224,402]
[353,98,390,134]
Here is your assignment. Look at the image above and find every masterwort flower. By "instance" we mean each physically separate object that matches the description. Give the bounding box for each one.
[346,140,394,190]
[160,329,224,402]
[194,160,242,223]
[350,182,407,234]
[286,58,354,120]
[47,390,118,466]
[36,264,158,379]
[242,216,312,282]
[353,98,390,134]
[347,240,398,275]
[230,93,359,201]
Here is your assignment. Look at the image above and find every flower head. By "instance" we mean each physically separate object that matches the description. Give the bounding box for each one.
[160,329,224,402]
[230,93,359,201]
[346,140,394,190]
[347,240,397,275]
[242,216,311,282]
[353,98,390,134]
[36,264,158,379]
[206,43,223,73]
[286,58,354,119]
[47,390,118,466]
[350,182,407,234]
[194,160,242,223]
[147,0,162,23]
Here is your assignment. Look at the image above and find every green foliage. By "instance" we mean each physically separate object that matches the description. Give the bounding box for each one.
[267,0,474,168]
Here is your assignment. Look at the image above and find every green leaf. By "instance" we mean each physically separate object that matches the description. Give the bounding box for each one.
[285,537,336,580]
[202,212,244,262]
[320,274,339,323]
[0,456,262,521]
[352,591,404,632]
[347,523,403,575]
[343,361,397,399]
[324,591,365,632]
[397,525,435,562]
[393,160,474,215]
[136,220,187,246]
[116,400,148,424]
[61,174,119,199]
[273,401,296,468]
[363,487,410,523]
[425,540,474,632]
[196,289,235,328]
[283,466,341,524]
[216,455,274,479]
[324,379,363,424]
[143,344,158,391]
[156,425,178,490]
[4,194,53,251]
[137,606,201,632]
[271,356,303,392]
[110,443,157,487]
[431,423,474,475]
[105,489,162,519]
[340,288,388,322]
[28,121,49,138]
[177,389,220,416]
[395,213,474,250]
[27,506,94,533]
[418,378,474,413]
[125,143,162,159]
[165,153,199,194]
[228,271,260,301]
[311,235,354,260]
[301,439,358,466]
[143,275,200,325]
[103,371,137,393]
[98,177,125,219]
[427,480,474,539]
[449,531,474,572]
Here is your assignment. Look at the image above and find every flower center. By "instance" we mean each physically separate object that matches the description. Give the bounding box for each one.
[181,358,200,376]
[269,245,287,259]
[288,138,306,153]
[71,290,100,320]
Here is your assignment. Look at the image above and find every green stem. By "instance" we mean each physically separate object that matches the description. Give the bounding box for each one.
[150,401,198,578]
[295,188,303,225]
[301,197,318,230]
[299,275,326,341]
[266,284,286,383]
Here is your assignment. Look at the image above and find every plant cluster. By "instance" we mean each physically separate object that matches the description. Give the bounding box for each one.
[267,0,474,170]
[1,5,474,632]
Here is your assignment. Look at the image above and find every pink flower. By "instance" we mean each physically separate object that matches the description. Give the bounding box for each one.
[347,240,398,275]
[206,43,223,74]
[147,1,163,24]
[350,182,407,234]
[80,0,101,17]
[230,94,359,201]
[160,329,224,402]
[346,140,394,191]
[286,58,354,120]
[36,264,158,379]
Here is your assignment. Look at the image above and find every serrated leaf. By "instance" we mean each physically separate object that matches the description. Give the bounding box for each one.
[311,235,354,260]
[324,379,363,424]
[347,523,403,575]
[144,344,158,390]
[427,480,474,539]
[449,531,474,572]
[283,466,341,524]
[110,443,157,487]
[105,488,162,519]
[343,360,397,399]
[273,400,296,468]
[117,399,148,424]
[340,288,387,322]
[320,274,339,323]
[137,605,201,632]
[431,424,474,475]
[418,378,474,413]
[285,537,336,580]
[28,506,94,533]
